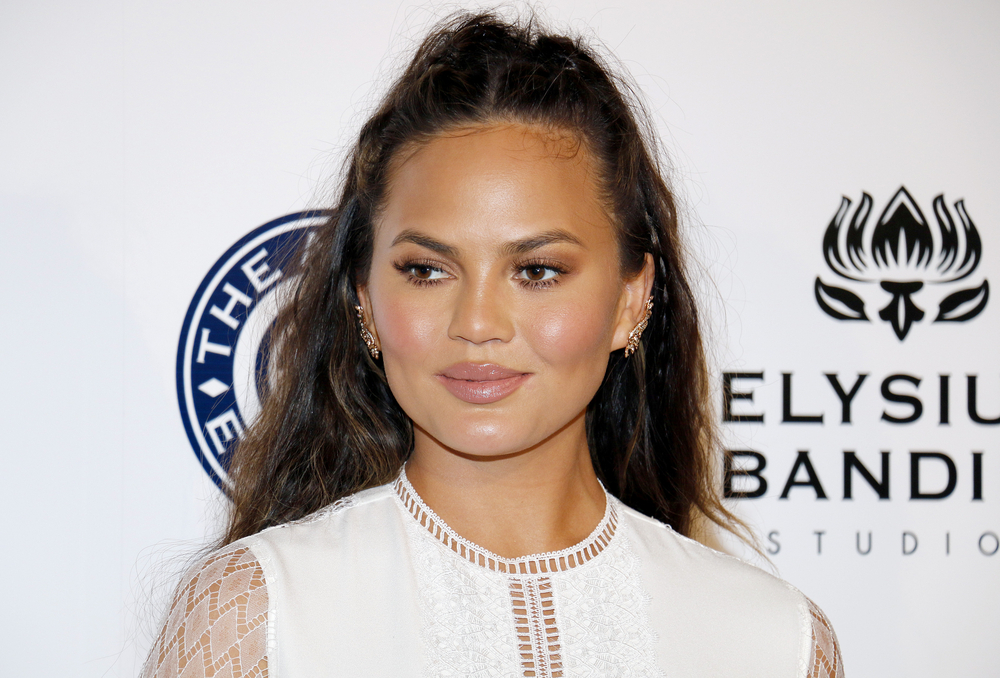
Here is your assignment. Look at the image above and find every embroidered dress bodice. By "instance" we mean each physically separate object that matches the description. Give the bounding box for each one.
[144,472,844,678]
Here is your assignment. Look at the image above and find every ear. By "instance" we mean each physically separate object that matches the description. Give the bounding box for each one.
[611,253,656,352]
[354,284,382,350]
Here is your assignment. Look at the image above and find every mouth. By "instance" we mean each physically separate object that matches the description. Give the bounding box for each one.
[436,363,532,404]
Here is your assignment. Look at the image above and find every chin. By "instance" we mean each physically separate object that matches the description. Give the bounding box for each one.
[430,419,540,459]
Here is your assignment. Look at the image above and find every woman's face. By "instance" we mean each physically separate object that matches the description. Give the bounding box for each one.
[360,123,651,458]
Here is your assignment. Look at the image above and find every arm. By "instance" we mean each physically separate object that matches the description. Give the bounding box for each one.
[806,597,844,678]
[142,546,269,678]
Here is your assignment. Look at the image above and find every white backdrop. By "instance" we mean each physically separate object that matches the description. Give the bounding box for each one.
[2,1,997,675]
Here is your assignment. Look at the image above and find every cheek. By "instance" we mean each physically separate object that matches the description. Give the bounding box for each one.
[373,297,439,419]
[527,296,617,368]
[374,295,442,362]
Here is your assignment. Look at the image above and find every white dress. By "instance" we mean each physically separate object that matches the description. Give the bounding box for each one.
[144,470,844,677]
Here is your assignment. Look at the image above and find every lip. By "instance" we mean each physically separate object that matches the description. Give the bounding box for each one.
[436,362,531,404]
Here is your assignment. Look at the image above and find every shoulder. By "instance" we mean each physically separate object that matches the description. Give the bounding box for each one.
[168,543,269,629]
[240,482,409,592]
[620,501,803,604]
[617,502,815,675]
[249,482,398,549]
[803,596,846,678]
[143,543,269,677]
[621,506,847,677]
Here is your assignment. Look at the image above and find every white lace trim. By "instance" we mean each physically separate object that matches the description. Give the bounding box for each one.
[141,545,269,678]
[393,468,618,575]
[786,582,846,678]
[284,494,357,527]
[394,469,661,678]
[509,578,562,677]
[552,516,665,678]
[805,597,844,678]
[401,507,523,676]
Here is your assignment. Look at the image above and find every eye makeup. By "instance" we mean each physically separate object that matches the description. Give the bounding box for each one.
[392,256,571,290]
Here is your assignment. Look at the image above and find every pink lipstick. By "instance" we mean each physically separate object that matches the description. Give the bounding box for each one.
[436,363,531,404]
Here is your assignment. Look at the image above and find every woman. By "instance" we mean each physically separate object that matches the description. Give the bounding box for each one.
[145,13,843,678]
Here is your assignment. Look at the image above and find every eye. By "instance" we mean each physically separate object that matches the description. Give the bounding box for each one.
[406,264,448,280]
[515,265,561,283]
[392,259,452,286]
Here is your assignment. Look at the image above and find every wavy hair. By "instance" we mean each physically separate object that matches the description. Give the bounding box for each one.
[222,12,745,546]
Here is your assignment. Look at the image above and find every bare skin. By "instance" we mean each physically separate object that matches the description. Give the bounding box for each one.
[358,123,653,559]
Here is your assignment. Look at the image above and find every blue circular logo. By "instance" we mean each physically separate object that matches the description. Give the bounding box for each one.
[176,211,326,490]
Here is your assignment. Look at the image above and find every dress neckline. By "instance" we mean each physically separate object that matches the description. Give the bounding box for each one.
[392,466,619,575]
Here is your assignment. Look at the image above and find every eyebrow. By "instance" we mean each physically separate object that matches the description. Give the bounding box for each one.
[500,229,584,257]
[390,228,584,258]
[390,230,460,257]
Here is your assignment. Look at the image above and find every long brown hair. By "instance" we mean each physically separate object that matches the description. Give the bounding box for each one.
[222,12,744,546]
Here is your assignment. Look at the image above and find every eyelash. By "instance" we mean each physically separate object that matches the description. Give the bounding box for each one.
[514,259,567,289]
[392,259,568,289]
[392,259,446,287]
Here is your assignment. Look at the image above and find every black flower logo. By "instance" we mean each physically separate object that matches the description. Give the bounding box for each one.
[815,186,989,340]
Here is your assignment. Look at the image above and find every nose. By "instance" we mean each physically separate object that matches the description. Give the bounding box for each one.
[447,280,515,345]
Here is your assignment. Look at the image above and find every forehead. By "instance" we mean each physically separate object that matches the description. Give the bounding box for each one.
[376,124,614,250]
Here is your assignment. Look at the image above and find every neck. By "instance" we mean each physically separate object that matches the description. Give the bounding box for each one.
[404,410,606,559]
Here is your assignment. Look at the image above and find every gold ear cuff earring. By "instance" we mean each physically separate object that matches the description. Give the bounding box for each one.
[624,296,654,358]
[355,305,380,359]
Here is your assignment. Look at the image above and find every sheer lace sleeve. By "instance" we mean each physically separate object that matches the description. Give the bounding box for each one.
[806,597,844,678]
[142,546,269,678]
